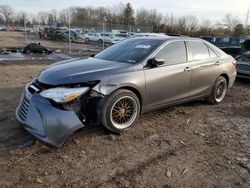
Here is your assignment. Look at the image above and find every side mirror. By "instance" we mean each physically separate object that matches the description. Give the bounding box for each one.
[147,57,165,68]
[90,54,95,57]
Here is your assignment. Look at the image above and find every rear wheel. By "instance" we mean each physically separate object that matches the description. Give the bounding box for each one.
[208,76,228,104]
[85,38,89,42]
[100,89,140,133]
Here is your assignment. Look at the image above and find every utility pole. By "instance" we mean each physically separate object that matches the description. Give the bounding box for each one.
[68,17,71,53]
[102,17,107,50]
[23,13,27,44]
[245,4,250,35]
[102,21,105,50]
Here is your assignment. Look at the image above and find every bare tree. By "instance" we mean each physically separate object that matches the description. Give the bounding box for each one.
[38,11,48,25]
[0,14,4,24]
[0,4,14,25]
[177,16,188,34]
[222,13,241,32]
[108,3,126,25]
[163,13,175,27]
[186,15,199,34]
[13,11,28,26]
[59,8,71,26]
[136,8,148,26]
[47,9,58,25]
[0,2,246,37]
[198,19,212,36]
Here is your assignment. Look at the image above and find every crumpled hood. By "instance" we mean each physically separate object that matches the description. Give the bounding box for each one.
[38,58,131,85]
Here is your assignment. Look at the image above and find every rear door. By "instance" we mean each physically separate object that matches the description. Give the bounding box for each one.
[145,41,192,109]
[187,41,222,98]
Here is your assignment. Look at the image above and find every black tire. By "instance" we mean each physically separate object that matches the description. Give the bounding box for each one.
[98,39,103,43]
[208,76,228,105]
[25,50,31,54]
[85,38,89,42]
[100,89,140,133]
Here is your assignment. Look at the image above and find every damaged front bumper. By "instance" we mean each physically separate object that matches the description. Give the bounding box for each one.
[16,86,84,147]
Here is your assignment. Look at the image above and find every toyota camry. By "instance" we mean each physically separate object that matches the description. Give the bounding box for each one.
[16,37,237,147]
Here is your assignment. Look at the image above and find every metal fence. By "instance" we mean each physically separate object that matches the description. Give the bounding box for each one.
[0,22,152,54]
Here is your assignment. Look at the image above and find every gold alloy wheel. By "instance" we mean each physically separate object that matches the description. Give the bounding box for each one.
[110,96,138,129]
[215,80,227,102]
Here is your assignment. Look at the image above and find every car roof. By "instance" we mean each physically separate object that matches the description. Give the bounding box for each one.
[129,36,202,42]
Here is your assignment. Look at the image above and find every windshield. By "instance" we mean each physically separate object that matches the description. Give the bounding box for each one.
[95,38,165,63]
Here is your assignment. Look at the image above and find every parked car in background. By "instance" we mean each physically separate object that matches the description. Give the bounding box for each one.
[200,36,216,44]
[202,36,245,57]
[219,37,245,57]
[85,33,112,43]
[111,33,131,44]
[241,39,250,52]
[216,37,244,47]
[219,46,242,58]
[71,28,84,35]
[85,33,99,42]
[21,43,53,54]
[0,25,6,31]
[63,29,84,42]
[16,37,236,147]
[16,27,28,32]
[236,51,250,79]
[132,33,167,38]
[99,33,113,43]
[48,22,67,34]
[201,36,244,48]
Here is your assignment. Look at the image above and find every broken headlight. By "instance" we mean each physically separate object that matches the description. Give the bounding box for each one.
[40,87,89,103]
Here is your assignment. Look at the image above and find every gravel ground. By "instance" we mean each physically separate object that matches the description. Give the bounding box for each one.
[0,61,249,187]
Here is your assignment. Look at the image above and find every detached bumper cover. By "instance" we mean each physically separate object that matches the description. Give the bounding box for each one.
[16,91,84,147]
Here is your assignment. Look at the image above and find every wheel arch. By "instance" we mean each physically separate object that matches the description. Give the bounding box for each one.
[117,86,143,109]
[219,73,229,87]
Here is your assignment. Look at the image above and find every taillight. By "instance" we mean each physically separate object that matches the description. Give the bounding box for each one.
[232,60,237,66]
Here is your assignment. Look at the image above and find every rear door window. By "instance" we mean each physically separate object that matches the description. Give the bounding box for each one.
[188,41,210,61]
[155,41,187,65]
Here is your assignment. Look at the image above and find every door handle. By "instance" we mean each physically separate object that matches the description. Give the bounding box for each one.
[184,67,191,72]
[215,61,220,66]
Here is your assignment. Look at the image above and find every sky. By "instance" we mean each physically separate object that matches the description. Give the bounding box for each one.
[1,0,250,23]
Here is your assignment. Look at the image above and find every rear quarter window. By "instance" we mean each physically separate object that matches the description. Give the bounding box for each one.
[188,41,209,61]
[208,47,218,58]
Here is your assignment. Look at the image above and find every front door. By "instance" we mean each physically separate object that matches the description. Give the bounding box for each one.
[145,41,192,110]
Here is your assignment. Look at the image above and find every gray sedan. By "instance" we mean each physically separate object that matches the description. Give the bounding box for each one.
[236,51,250,79]
[16,37,237,147]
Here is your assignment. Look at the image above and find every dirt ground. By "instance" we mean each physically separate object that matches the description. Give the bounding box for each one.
[0,61,249,188]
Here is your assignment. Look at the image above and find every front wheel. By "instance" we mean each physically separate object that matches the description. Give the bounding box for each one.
[100,89,140,133]
[208,76,228,104]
